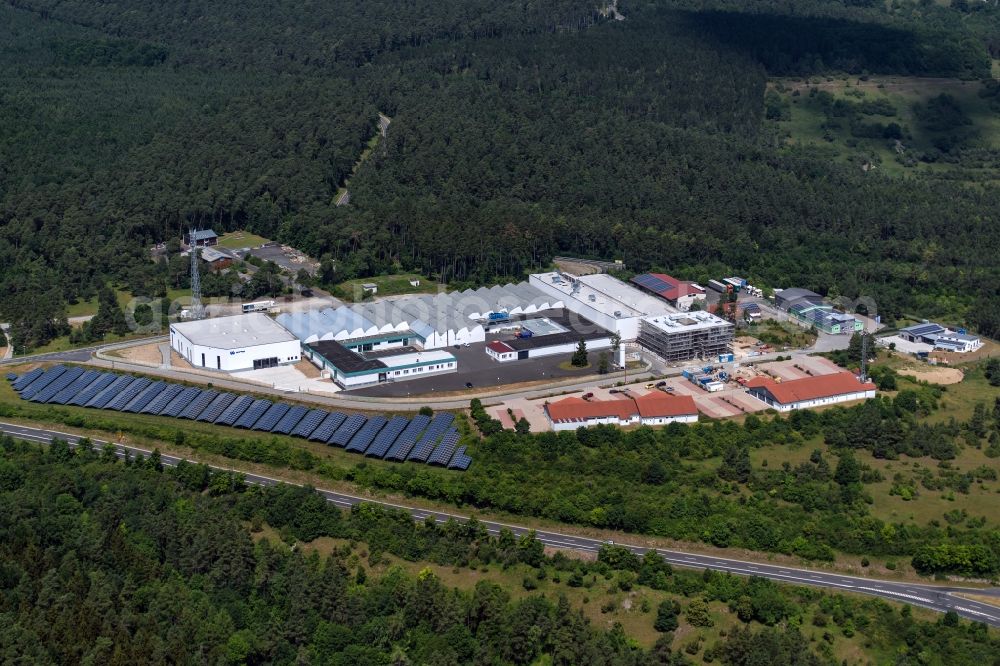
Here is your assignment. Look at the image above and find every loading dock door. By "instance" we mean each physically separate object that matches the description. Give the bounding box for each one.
[518,350,529,360]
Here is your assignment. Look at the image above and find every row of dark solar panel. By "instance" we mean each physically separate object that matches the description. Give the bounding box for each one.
[448,446,473,471]
[633,274,673,294]
[7,367,471,470]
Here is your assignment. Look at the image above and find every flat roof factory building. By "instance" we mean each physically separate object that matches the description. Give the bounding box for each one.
[529,272,675,340]
[170,314,301,372]
[485,315,613,362]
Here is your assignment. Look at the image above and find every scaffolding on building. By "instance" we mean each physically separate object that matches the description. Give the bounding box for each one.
[637,313,734,363]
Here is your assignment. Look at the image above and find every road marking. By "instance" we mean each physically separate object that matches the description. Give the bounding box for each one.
[954,606,994,618]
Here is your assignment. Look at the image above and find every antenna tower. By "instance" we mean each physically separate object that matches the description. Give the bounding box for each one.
[860,331,869,382]
[189,229,204,320]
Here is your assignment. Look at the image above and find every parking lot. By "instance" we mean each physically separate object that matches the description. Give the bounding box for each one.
[759,355,842,380]
[347,338,597,397]
[249,243,319,275]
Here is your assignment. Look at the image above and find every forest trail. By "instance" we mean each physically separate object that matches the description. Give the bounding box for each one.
[335,112,393,207]
[777,77,982,94]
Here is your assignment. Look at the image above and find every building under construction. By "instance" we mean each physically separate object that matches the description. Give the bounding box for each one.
[638,311,734,363]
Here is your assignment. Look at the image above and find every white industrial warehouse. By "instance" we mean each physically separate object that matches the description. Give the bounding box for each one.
[276,282,565,350]
[529,271,675,340]
[169,313,302,372]
[484,316,614,362]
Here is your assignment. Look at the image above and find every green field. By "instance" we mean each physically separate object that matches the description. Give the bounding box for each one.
[770,76,1000,179]
[745,320,817,349]
[216,230,270,249]
[65,289,134,319]
[335,273,439,301]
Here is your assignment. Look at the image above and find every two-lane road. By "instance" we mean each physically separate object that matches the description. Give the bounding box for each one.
[2,421,998,626]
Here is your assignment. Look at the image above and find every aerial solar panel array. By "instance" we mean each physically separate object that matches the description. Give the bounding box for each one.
[216,395,255,427]
[309,411,348,442]
[428,429,461,466]
[143,384,185,415]
[161,387,202,418]
[290,409,328,439]
[365,415,409,459]
[180,389,218,419]
[407,413,455,463]
[384,414,430,461]
[252,403,290,432]
[345,415,387,453]
[272,405,309,435]
[329,414,366,447]
[196,393,236,422]
[234,399,273,429]
[447,446,473,471]
[123,381,167,413]
[7,367,472,470]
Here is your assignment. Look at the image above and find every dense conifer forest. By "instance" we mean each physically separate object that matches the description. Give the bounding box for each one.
[2,435,998,664]
[1,0,999,349]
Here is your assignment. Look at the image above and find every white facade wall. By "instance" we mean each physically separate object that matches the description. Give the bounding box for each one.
[749,388,876,412]
[550,412,697,431]
[933,336,982,353]
[674,293,707,312]
[640,414,698,426]
[334,372,381,388]
[525,336,614,359]
[528,274,641,340]
[383,359,457,381]
[321,357,458,388]
[486,347,517,362]
[170,330,301,372]
[550,415,638,431]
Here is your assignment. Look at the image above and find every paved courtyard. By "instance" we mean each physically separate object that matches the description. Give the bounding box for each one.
[233,364,341,395]
[347,337,598,397]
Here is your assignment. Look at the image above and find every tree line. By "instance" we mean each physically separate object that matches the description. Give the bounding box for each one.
[2,1,1000,349]
[1,434,997,664]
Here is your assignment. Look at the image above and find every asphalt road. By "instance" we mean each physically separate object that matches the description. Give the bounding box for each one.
[2,421,998,627]
[0,336,169,366]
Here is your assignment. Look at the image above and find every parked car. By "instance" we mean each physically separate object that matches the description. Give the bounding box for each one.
[582,392,594,400]
[655,380,667,388]
[609,388,622,394]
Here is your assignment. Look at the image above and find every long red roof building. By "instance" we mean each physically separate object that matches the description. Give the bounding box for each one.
[545,392,698,430]
[745,372,876,411]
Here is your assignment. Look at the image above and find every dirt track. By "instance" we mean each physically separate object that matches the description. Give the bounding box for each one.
[897,366,964,385]
[775,77,981,94]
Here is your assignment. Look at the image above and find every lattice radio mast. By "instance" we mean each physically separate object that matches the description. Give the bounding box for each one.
[189,229,204,320]
[860,331,870,382]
